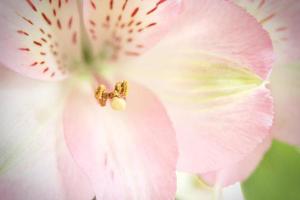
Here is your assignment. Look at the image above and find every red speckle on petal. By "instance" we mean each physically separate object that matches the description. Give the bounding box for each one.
[146,0,167,15]
[90,0,96,10]
[40,28,45,34]
[33,41,43,46]
[109,0,114,10]
[131,7,139,17]
[68,16,73,29]
[26,0,37,12]
[21,16,34,25]
[89,20,96,27]
[72,32,77,44]
[30,62,38,66]
[41,37,48,43]
[43,67,49,73]
[146,22,157,28]
[17,30,29,36]
[19,48,30,51]
[57,19,62,29]
[127,20,134,27]
[41,12,52,25]
[53,9,57,17]
[122,0,128,11]
[58,0,62,8]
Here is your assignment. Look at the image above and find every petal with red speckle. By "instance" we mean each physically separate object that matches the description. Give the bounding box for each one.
[234,0,300,63]
[82,0,182,62]
[0,0,82,80]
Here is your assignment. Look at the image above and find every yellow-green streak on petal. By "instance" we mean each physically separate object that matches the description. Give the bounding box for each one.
[125,55,264,110]
[161,59,263,106]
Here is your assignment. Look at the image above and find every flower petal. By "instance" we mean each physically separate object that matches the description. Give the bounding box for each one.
[123,0,273,79]
[0,66,62,175]
[0,0,82,80]
[0,133,64,200]
[201,135,272,186]
[63,82,178,199]
[233,0,300,63]
[0,124,94,200]
[123,0,274,175]
[233,0,300,146]
[0,66,94,200]
[173,86,273,174]
[270,63,300,146]
[82,0,182,61]
[0,65,63,199]
[125,58,273,174]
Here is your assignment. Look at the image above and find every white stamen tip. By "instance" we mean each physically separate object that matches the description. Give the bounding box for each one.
[110,97,126,111]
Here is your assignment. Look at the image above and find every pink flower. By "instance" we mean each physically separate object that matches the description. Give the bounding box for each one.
[202,0,300,187]
[0,0,274,199]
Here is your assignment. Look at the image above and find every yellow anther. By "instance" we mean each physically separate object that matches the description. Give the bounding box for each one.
[95,85,107,106]
[95,80,128,111]
[121,80,128,96]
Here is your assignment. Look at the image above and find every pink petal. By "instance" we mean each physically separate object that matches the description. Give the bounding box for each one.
[124,0,273,79]
[173,86,273,174]
[0,136,64,200]
[0,0,82,80]
[201,135,272,186]
[0,95,62,200]
[63,82,178,199]
[270,63,300,146]
[82,0,182,61]
[0,66,93,200]
[125,58,274,174]
[122,0,274,175]
[0,65,62,174]
[233,0,300,146]
[0,126,94,200]
[234,0,300,63]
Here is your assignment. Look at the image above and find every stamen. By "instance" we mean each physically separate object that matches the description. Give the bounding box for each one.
[95,80,128,111]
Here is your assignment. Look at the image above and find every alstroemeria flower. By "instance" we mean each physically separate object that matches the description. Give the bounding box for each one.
[0,0,274,199]
[202,0,300,187]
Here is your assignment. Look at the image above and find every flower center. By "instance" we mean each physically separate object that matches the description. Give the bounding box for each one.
[95,80,128,111]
